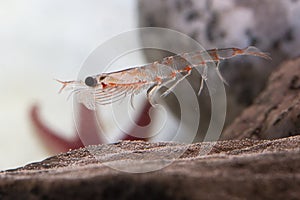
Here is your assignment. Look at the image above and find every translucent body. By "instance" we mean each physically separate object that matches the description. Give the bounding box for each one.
[57,46,270,110]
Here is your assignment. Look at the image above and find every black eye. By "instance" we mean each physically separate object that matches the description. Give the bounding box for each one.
[85,76,97,87]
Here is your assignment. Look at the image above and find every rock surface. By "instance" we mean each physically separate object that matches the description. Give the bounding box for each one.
[0,136,300,200]
[222,57,300,140]
[139,0,300,57]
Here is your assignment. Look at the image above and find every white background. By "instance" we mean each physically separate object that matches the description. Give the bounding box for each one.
[0,0,138,170]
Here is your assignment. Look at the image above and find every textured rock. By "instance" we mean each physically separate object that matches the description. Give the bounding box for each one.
[0,136,300,200]
[139,0,300,56]
[222,57,300,140]
[138,0,300,126]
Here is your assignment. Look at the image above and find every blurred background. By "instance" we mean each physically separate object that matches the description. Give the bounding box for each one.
[0,0,138,170]
[1,0,300,171]
[138,0,300,140]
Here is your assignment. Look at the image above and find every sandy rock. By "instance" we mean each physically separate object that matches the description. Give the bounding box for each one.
[222,57,300,140]
[0,136,299,199]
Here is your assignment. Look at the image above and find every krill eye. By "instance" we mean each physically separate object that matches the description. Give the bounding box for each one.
[85,76,97,87]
